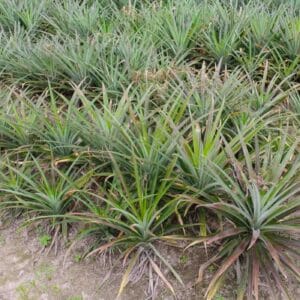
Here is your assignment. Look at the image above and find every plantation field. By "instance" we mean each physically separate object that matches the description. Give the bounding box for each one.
[0,0,299,299]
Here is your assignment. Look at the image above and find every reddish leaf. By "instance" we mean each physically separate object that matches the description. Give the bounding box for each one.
[205,239,248,298]
[187,227,244,249]
[280,254,300,280]
[261,237,288,279]
[206,228,244,245]
[197,254,220,283]
[252,250,259,300]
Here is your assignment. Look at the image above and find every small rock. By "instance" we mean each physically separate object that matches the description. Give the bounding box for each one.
[40,293,49,300]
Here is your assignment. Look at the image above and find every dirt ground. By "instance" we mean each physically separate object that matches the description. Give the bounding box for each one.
[1,221,299,300]
[0,222,208,300]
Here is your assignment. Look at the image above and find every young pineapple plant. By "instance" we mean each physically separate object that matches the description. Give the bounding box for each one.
[71,155,184,297]
[0,156,93,251]
[187,132,300,299]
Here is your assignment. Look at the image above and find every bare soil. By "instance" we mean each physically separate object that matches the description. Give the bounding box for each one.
[0,222,208,300]
[1,222,299,300]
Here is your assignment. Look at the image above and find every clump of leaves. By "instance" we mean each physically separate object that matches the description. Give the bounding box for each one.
[71,155,184,297]
[187,133,300,299]
[38,234,52,247]
[0,156,93,250]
